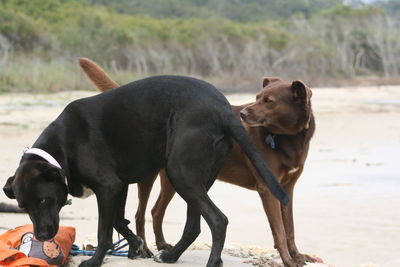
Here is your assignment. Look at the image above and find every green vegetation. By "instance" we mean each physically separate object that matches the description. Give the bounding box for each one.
[0,0,399,93]
[89,0,343,21]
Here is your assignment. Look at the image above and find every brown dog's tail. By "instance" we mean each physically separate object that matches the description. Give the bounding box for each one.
[78,58,120,92]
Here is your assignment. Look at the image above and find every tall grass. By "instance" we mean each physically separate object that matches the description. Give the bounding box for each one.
[1,1,399,93]
[0,57,140,93]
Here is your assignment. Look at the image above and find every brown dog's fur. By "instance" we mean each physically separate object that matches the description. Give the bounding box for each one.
[78,58,316,267]
[78,58,119,91]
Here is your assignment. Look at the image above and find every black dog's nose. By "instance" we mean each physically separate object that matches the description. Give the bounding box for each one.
[35,226,56,241]
[35,232,51,241]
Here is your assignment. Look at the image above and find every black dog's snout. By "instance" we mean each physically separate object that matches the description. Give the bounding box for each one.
[3,187,13,199]
[3,176,16,199]
[34,223,57,241]
[35,231,52,241]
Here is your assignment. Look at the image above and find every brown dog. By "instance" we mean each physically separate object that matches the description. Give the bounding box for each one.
[78,58,315,267]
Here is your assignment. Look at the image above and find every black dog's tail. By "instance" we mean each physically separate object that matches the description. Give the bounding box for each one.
[224,114,289,205]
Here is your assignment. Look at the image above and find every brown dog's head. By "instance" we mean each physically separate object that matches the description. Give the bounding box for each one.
[3,161,68,241]
[240,77,312,135]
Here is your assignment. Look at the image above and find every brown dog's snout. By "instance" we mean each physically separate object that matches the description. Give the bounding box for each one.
[240,109,247,120]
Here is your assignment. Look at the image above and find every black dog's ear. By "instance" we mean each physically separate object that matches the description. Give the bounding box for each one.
[292,80,311,103]
[42,166,65,184]
[262,77,281,88]
[3,176,16,199]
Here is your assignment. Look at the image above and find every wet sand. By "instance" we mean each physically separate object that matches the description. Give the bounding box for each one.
[1,86,399,267]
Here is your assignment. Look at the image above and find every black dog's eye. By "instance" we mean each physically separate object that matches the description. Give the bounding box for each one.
[40,199,46,205]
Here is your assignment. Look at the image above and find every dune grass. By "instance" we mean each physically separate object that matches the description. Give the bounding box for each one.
[0,57,140,93]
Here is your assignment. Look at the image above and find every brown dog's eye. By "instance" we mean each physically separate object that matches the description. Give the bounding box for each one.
[264,97,273,103]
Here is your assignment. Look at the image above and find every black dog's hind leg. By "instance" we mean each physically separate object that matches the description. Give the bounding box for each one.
[79,177,123,267]
[155,169,228,267]
[113,184,152,259]
[154,129,230,267]
[154,203,201,262]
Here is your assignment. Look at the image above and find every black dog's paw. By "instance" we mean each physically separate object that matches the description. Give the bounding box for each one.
[127,237,153,259]
[153,250,178,263]
[153,250,166,263]
[127,244,153,259]
[78,258,102,267]
[206,259,223,267]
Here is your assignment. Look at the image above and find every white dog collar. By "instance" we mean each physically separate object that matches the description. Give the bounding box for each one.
[23,147,68,186]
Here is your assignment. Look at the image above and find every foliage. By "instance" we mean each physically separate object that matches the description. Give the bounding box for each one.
[0,0,399,92]
[89,0,344,22]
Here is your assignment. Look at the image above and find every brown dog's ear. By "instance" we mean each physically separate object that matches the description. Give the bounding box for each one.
[292,80,313,129]
[263,77,282,88]
[3,176,16,199]
[292,80,311,103]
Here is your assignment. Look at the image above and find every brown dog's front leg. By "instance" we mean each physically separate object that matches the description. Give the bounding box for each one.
[243,135,297,267]
[256,183,298,267]
[151,169,176,251]
[79,182,122,267]
[281,171,316,265]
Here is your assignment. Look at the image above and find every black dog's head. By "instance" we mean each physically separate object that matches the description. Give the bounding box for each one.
[3,161,68,241]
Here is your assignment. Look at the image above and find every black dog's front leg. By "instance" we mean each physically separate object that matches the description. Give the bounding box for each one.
[114,184,152,259]
[79,181,122,267]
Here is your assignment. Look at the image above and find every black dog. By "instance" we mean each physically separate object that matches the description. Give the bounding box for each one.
[3,75,288,267]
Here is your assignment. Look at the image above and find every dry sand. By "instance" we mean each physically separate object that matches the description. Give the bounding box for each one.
[0,86,399,267]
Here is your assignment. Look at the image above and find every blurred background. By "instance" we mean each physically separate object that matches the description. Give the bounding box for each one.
[1,1,400,267]
[0,0,400,93]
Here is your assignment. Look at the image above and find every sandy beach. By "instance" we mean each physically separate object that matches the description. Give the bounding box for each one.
[0,86,399,267]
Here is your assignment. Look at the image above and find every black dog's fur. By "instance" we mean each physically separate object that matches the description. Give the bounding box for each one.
[3,76,288,267]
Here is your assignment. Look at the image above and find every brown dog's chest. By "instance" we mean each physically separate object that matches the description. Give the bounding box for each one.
[217,128,307,190]
[272,136,305,170]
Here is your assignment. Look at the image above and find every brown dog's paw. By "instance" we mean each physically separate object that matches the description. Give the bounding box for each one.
[156,241,173,251]
[293,253,319,265]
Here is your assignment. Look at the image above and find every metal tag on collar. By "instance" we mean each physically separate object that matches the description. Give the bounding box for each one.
[265,134,276,149]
